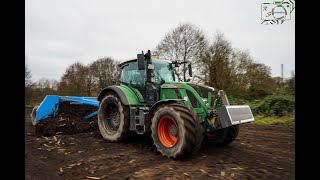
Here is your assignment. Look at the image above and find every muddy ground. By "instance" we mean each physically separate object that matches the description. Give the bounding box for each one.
[25,107,295,180]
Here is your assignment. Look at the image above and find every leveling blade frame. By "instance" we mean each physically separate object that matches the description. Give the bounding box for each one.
[30,95,100,125]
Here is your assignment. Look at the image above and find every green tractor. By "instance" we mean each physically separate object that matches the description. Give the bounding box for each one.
[96,50,254,159]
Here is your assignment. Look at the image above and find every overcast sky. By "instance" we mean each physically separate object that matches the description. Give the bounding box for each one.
[25,0,295,81]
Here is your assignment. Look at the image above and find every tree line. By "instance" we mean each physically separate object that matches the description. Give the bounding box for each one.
[25,22,294,113]
[25,57,120,105]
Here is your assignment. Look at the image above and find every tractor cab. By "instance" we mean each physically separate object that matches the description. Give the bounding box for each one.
[119,52,177,105]
[118,50,196,106]
[119,58,176,94]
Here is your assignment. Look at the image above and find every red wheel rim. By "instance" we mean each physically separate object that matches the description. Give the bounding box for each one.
[158,116,178,148]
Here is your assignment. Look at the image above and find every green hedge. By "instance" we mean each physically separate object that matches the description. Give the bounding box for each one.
[252,94,294,117]
[229,92,295,117]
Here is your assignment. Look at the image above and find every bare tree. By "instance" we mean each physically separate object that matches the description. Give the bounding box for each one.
[89,57,120,94]
[36,78,59,90]
[25,61,34,105]
[200,32,276,98]
[285,70,295,95]
[36,78,51,89]
[50,79,59,91]
[25,63,32,87]
[58,58,120,97]
[245,62,275,99]
[58,62,88,96]
[200,32,233,90]
[228,50,253,93]
[155,23,208,82]
[36,78,59,96]
[83,66,95,96]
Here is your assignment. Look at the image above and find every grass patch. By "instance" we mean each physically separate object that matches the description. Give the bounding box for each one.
[253,115,295,126]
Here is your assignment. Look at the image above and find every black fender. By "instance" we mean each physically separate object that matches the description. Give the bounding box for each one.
[97,85,129,105]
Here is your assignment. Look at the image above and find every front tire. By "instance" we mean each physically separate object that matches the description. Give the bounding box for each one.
[98,93,130,142]
[151,103,204,159]
[205,125,240,146]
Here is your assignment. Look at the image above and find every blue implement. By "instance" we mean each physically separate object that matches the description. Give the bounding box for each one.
[31,95,100,125]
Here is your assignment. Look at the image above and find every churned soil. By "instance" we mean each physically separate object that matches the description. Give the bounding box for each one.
[34,102,99,137]
[25,107,294,180]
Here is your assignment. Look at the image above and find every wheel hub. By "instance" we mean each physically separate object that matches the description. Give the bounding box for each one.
[110,112,120,128]
[103,104,120,134]
[169,125,177,136]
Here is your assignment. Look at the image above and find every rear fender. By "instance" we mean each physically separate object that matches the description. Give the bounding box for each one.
[97,85,126,103]
[98,85,142,106]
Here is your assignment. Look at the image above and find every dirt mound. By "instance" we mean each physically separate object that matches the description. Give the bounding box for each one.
[35,102,99,136]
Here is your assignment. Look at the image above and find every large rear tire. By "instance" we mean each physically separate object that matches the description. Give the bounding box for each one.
[205,125,240,146]
[98,93,130,142]
[151,103,204,159]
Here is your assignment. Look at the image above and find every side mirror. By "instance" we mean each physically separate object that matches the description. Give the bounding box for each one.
[188,63,192,77]
[137,53,145,70]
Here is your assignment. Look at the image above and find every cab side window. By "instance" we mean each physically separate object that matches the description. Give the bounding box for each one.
[121,62,146,86]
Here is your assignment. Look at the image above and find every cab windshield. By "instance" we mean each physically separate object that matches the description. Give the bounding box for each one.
[120,59,175,86]
[152,59,175,83]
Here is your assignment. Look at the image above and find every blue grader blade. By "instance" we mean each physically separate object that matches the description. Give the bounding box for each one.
[31,95,100,125]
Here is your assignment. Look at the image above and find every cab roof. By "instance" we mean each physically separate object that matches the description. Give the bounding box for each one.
[118,59,137,68]
[118,58,171,69]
